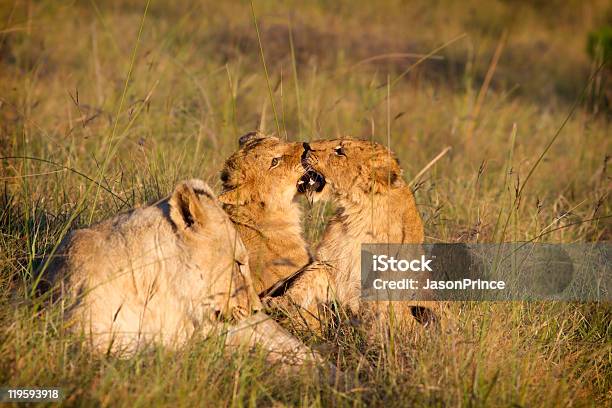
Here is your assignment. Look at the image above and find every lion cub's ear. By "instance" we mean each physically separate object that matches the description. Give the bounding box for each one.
[237,131,279,147]
[169,181,208,230]
[239,131,260,147]
[371,154,404,189]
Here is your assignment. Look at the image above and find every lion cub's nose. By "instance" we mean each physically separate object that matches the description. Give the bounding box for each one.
[301,142,313,168]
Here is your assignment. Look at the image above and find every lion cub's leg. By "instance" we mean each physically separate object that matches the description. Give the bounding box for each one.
[224,312,320,365]
[224,311,345,385]
[266,261,337,330]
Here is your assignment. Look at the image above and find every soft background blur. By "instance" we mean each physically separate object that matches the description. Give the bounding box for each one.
[1,0,609,241]
[1,1,610,406]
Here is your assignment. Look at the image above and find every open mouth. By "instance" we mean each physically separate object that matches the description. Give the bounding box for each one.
[296,170,326,194]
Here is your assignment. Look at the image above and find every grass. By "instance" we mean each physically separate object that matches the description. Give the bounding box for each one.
[1,0,611,406]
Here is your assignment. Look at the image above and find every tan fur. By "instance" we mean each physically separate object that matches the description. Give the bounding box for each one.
[44,179,323,367]
[218,134,312,294]
[269,139,433,329]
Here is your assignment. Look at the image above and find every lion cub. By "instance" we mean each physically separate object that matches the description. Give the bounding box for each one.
[219,133,312,294]
[44,179,322,366]
[268,139,436,328]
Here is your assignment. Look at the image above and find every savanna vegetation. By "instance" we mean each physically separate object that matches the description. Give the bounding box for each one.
[1,0,610,406]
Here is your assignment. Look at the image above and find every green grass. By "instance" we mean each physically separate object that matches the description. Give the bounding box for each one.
[1,0,610,406]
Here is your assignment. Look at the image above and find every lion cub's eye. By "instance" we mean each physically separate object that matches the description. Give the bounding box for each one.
[270,157,281,169]
[334,146,346,157]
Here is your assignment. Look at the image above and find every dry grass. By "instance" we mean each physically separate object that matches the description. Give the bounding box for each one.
[0,0,610,406]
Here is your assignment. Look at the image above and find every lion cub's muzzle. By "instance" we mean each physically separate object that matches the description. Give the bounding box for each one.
[213,300,261,323]
[211,266,263,323]
[297,170,326,193]
[297,143,326,194]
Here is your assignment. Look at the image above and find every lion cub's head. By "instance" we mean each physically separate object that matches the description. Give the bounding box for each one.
[219,133,308,208]
[168,179,261,321]
[300,138,403,201]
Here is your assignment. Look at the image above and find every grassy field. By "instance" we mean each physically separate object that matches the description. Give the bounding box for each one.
[1,0,611,406]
